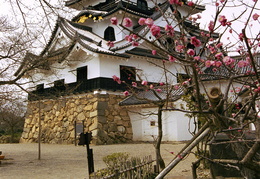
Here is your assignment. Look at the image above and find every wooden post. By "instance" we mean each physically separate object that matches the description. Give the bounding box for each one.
[155,127,211,178]
[74,121,76,146]
[38,100,41,160]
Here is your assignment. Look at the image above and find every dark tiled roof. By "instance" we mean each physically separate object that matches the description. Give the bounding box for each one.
[65,0,82,6]
[40,17,60,56]
[14,52,41,76]
[101,1,151,18]
[182,0,205,11]
[47,45,75,62]
[125,47,166,60]
[201,55,260,81]
[41,17,130,59]
[119,86,185,106]
[72,1,152,22]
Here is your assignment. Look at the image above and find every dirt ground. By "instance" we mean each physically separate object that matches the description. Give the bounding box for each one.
[0,142,207,179]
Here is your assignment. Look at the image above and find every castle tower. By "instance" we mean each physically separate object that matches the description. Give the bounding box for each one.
[20,0,206,144]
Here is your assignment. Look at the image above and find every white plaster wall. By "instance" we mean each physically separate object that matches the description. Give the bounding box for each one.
[99,55,184,83]
[201,80,246,102]
[32,51,185,88]
[163,110,195,141]
[90,13,135,42]
[129,103,195,142]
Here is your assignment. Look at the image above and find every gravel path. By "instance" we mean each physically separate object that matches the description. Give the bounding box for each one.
[0,143,196,179]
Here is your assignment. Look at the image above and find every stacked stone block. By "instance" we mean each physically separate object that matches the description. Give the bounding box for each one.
[20,93,133,145]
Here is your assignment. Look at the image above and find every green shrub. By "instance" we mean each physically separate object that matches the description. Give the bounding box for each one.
[103,152,129,169]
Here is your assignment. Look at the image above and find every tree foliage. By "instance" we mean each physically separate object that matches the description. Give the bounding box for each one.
[112,0,260,178]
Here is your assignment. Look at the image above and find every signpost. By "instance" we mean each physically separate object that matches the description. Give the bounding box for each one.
[78,132,94,175]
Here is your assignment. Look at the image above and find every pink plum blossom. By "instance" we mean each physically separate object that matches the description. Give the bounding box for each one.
[194,56,200,61]
[123,17,133,27]
[150,25,161,37]
[237,60,249,68]
[182,80,189,86]
[123,91,129,96]
[205,60,212,67]
[112,75,121,84]
[208,45,216,54]
[159,82,165,86]
[133,34,138,39]
[208,21,214,32]
[218,15,228,26]
[165,24,175,36]
[168,55,176,62]
[169,0,179,4]
[141,80,148,86]
[187,1,194,6]
[212,68,217,72]
[132,41,139,46]
[132,82,137,87]
[254,87,260,93]
[253,13,259,21]
[216,43,223,48]
[152,50,157,55]
[125,34,134,42]
[187,49,195,56]
[215,52,223,60]
[175,45,185,52]
[145,18,154,27]
[239,33,244,41]
[156,89,162,92]
[110,17,118,25]
[223,56,235,66]
[138,18,146,25]
[215,61,222,67]
[190,36,201,47]
[106,41,114,47]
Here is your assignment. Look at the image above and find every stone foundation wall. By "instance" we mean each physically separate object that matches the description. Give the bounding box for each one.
[20,93,133,145]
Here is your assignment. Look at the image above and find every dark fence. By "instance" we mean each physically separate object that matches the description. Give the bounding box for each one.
[90,155,155,179]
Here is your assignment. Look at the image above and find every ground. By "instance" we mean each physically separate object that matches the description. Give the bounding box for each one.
[0,142,210,179]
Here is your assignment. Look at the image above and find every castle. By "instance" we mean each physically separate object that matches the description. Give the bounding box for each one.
[20,0,209,144]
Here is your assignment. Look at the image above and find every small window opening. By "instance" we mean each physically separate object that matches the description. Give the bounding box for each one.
[137,0,148,10]
[54,79,65,90]
[150,121,156,126]
[36,84,44,93]
[77,66,88,81]
[104,26,115,41]
[120,65,136,85]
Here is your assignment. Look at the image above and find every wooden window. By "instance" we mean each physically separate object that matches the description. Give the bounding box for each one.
[77,66,88,81]
[36,84,44,93]
[106,0,115,3]
[54,79,65,90]
[120,65,136,85]
[137,0,148,11]
[150,121,156,126]
[177,73,190,83]
[104,26,115,41]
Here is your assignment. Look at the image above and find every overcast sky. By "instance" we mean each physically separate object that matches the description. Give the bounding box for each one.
[0,0,259,54]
